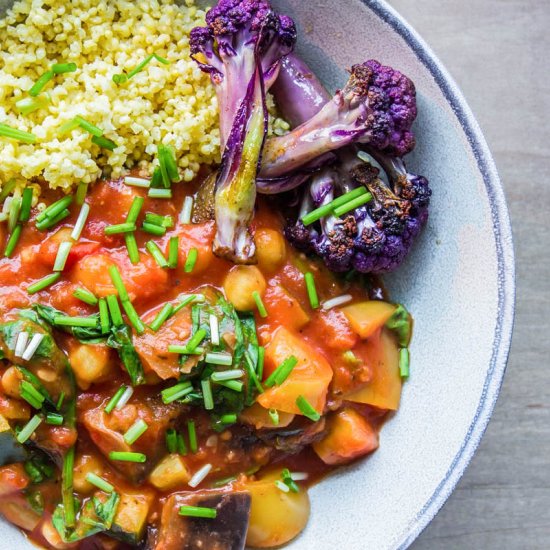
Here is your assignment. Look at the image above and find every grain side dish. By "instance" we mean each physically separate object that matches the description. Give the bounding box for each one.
[0,0,431,548]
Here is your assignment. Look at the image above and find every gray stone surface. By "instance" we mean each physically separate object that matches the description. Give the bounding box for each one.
[386,1,550,548]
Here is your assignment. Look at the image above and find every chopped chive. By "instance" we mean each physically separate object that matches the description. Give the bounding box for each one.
[268,409,279,425]
[99,298,110,333]
[58,118,80,135]
[71,202,90,240]
[4,224,22,257]
[74,116,103,137]
[150,303,174,332]
[35,208,70,230]
[121,300,145,334]
[0,179,16,202]
[106,294,123,326]
[184,248,198,273]
[144,213,174,228]
[301,187,369,226]
[27,273,61,294]
[167,345,204,355]
[108,265,129,301]
[161,382,193,404]
[179,196,193,224]
[252,291,268,318]
[56,392,65,411]
[205,353,233,367]
[54,315,98,328]
[92,135,117,151]
[73,287,98,305]
[158,145,171,188]
[17,415,42,443]
[209,314,220,346]
[179,505,217,519]
[124,233,140,264]
[296,395,321,421]
[142,222,166,236]
[108,451,146,463]
[126,197,145,225]
[8,196,21,232]
[399,348,410,378]
[85,473,114,493]
[150,167,162,188]
[0,123,37,143]
[264,356,298,388]
[21,333,45,361]
[37,195,73,222]
[20,389,42,410]
[304,272,319,309]
[211,369,242,382]
[124,176,150,188]
[29,70,54,97]
[244,352,264,394]
[146,240,168,268]
[201,379,214,410]
[185,327,207,352]
[187,421,197,453]
[20,381,44,406]
[104,222,136,235]
[173,293,203,314]
[220,414,237,424]
[212,475,237,488]
[46,412,64,426]
[333,192,373,218]
[51,62,77,74]
[123,419,149,445]
[166,429,177,453]
[257,346,265,379]
[321,294,353,310]
[16,95,49,115]
[275,479,290,493]
[188,464,212,487]
[127,54,154,78]
[176,433,187,455]
[14,331,30,357]
[153,53,170,65]
[215,380,243,392]
[105,386,127,414]
[148,188,172,199]
[53,241,73,272]
[168,236,179,268]
[112,73,128,84]
[158,145,179,183]
[115,386,134,409]
[75,182,88,206]
[19,188,33,222]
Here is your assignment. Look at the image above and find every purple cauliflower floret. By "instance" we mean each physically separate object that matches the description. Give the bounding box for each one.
[259,59,418,181]
[285,151,431,274]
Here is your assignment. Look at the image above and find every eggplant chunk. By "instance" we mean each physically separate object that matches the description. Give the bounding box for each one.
[151,491,251,550]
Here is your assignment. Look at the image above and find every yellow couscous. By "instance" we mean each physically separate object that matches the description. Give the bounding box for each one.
[0,0,289,195]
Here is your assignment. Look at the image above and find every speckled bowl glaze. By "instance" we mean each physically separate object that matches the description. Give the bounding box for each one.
[0,0,515,549]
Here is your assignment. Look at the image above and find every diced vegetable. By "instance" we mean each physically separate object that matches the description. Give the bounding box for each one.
[257,327,332,415]
[312,408,379,465]
[148,453,191,491]
[344,328,402,410]
[68,343,115,390]
[263,285,310,331]
[107,489,154,545]
[223,266,266,311]
[72,453,105,493]
[342,300,397,339]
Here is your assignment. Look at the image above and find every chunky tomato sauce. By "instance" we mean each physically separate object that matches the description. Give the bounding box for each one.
[0,174,404,549]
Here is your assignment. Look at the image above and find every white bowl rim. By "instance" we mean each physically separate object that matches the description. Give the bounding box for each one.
[359,1,516,547]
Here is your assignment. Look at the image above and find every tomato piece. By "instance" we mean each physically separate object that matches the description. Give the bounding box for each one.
[303,308,358,351]
[262,285,310,331]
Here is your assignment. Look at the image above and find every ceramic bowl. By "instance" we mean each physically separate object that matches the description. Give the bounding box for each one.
[0,0,515,548]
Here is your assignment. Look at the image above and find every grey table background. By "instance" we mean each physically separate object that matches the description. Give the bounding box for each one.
[384,1,550,548]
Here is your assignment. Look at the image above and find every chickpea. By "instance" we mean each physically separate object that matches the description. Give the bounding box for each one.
[69,344,115,390]
[255,228,286,272]
[73,453,105,494]
[1,366,23,399]
[223,265,266,311]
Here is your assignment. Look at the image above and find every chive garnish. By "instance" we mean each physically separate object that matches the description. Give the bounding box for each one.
[264,356,298,388]
[257,346,265,379]
[268,409,279,425]
[37,195,73,222]
[211,369,242,382]
[20,381,45,409]
[167,345,204,355]
[0,179,16,202]
[148,188,172,199]
[201,379,214,410]
[8,196,21,232]
[15,95,49,116]
[125,233,140,264]
[105,385,127,414]
[104,222,136,235]
[146,240,168,268]
[184,248,198,273]
[123,419,149,445]
[54,315,98,328]
[121,300,145,334]
[56,392,65,411]
[126,196,145,225]
[333,192,373,218]
[51,62,77,74]
[168,236,179,268]
[150,303,174,332]
[184,327,207,352]
[187,421,197,453]
[124,176,150,188]
[108,451,146,463]
[29,70,54,97]
[399,348,410,378]
[75,182,88,206]
[173,293,204,314]
[166,429,177,453]
[19,187,33,222]
[45,412,64,426]
[296,395,321,421]
[17,415,42,443]
[215,380,243,392]
[180,196,193,224]
[4,225,22,258]
[53,241,72,272]
[144,212,174,228]
[58,118,80,135]
[85,473,114,493]
[176,433,188,455]
[108,265,129,301]
[27,273,61,294]
[304,272,319,309]
[178,506,217,519]
[113,53,171,84]
[35,208,70,230]
[252,291,268,318]
[301,187,369,226]
[92,135,117,151]
[20,389,42,409]
[142,222,166,236]
[99,298,110,333]
[209,314,220,346]
[161,382,193,404]
[75,115,103,137]
[73,287,98,305]
[106,294,124,326]
[71,202,90,240]
[0,123,37,143]
[205,353,233,367]
[220,414,237,424]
